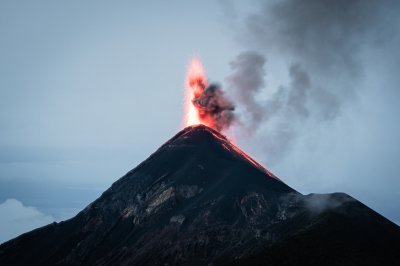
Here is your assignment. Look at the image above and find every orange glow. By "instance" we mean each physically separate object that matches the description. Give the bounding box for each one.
[183,56,208,127]
[206,127,281,182]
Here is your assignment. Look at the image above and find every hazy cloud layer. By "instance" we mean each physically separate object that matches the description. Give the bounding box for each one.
[0,199,54,244]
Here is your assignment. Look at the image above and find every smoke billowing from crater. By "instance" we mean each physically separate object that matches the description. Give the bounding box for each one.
[192,81,235,132]
[220,0,400,162]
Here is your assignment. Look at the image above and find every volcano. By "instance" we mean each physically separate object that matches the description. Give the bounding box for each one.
[1,125,399,265]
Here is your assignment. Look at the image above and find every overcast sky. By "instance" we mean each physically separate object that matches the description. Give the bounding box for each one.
[1,0,399,243]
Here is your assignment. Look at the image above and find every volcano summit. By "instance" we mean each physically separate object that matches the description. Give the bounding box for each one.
[0,125,399,265]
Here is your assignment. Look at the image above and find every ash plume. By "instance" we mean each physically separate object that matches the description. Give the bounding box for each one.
[192,81,235,132]
[227,51,266,130]
[222,0,400,162]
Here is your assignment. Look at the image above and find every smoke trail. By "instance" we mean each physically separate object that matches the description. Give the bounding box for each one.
[223,0,399,162]
[226,51,266,130]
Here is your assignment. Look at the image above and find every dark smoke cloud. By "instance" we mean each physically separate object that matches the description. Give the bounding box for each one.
[224,0,399,162]
[192,82,235,131]
[227,58,316,160]
[244,0,396,75]
[227,51,266,130]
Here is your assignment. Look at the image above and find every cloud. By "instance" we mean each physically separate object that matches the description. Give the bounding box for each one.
[281,192,355,216]
[0,198,54,244]
[302,193,354,214]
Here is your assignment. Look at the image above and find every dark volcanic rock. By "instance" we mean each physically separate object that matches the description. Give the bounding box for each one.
[0,125,399,265]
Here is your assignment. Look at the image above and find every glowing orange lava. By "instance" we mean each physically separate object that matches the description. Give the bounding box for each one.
[183,56,207,127]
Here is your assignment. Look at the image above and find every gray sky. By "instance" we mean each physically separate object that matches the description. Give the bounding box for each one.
[1,0,399,243]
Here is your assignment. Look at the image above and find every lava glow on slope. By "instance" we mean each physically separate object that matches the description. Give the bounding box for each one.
[183,57,207,127]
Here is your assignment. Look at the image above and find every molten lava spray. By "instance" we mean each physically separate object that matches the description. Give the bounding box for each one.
[184,57,204,127]
[184,57,235,131]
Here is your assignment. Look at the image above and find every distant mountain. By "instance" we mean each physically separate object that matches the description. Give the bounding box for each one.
[1,125,399,265]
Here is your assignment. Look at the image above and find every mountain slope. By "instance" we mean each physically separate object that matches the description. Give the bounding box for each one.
[236,193,400,265]
[0,125,399,265]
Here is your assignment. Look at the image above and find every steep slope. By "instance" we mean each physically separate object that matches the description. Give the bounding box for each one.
[0,125,399,265]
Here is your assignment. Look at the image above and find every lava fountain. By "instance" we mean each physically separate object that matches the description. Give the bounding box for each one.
[184,56,206,127]
[183,57,235,132]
